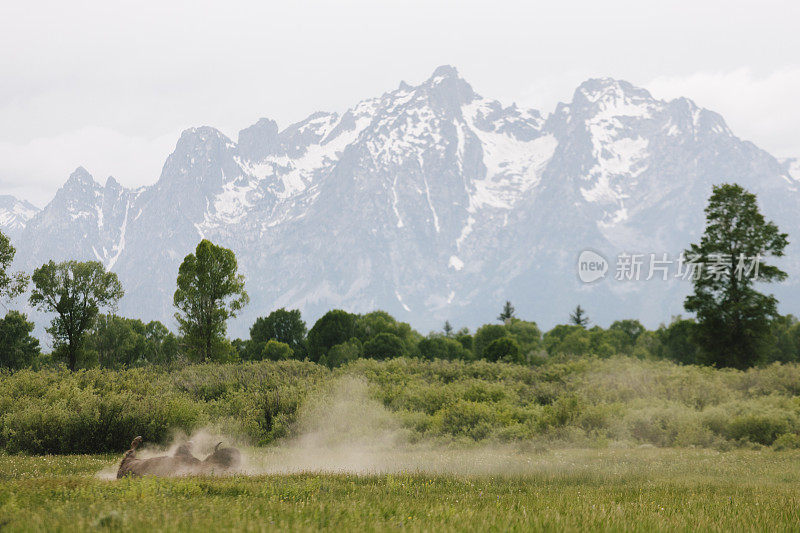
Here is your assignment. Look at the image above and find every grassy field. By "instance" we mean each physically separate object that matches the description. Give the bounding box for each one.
[1,448,799,531]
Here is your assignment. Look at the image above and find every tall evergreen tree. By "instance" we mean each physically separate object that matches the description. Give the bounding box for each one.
[498,301,516,322]
[443,320,454,338]
[569,305,590,328]
[684,183,788,368]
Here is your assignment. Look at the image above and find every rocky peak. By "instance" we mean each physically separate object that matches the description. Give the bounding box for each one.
[421,65,476,111]
[63,166,99,189]
[237,118,279,161]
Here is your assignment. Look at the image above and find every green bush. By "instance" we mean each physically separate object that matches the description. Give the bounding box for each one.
[418,336,471,360]
[323,338,362,368]
[725,413,791,445]
[772,433,800,450]
[363,332,407,359]
[1,357,800,453]
[437,400,498,440]
[261,340,293,361]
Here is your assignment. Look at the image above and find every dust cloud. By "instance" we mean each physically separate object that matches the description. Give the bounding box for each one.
[102,375,588,479]
[240,376,556,477]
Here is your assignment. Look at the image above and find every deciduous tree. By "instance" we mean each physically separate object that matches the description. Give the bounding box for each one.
[0,311,40,369]
[173,240,249,362]
[684,184,788,368]
[30,260,124,370]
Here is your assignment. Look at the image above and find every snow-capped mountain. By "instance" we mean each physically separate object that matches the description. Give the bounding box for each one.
[11,66,800,335]
[0,195,39,236]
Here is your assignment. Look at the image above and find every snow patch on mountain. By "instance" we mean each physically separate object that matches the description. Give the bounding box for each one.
[448,255,464,271]
[13,66,800,338]
[784,158,800,182]
[462,99,557,211]
[211,179,257,224]
[106,199,130,270]
[0,196,39,232]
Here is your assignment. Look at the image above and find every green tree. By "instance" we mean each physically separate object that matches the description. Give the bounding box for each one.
[505,319,542,359]
[543,324,588,355]
[250,308,307,355]
[173,240,249,362]
[763,315,800,363]
[484,337,522,363]
[454,329,474,355]
[418,335,471,360]
[142,320,180,365]
[0,230,27,301]
[609,319,645,349]
[656,317,699,364]
[261,339,294,361]
[29,260,124,371]
[0,311,40,370]
[355,311,419,353]
[231,338,250,360]
[443,321,454,338]
[322,338,362,368]
[83,315,179,368]
[85,314,143,368]
[587,327,618,357]
[569,305,590,328]
[473,324,509,359]
[684,184,788,368]
[498,301,516,322]
[307,309,357,362]
[559,329,591,355]
[363,332,406,359]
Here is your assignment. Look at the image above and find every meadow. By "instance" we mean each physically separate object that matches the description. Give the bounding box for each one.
[0,448,799,531]
[2,357,800,530]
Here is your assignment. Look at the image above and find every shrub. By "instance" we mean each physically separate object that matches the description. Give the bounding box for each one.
[437,400,497,440]
[772,433,800,450]
[1,357,800,453]
[262,340,293,361]
[725,413,791,445]
[323,339,362,368]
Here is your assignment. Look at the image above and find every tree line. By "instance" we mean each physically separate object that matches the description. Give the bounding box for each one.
[0,183,795,371]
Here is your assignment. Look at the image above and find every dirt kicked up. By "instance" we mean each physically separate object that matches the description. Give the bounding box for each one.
[115,436,241,478]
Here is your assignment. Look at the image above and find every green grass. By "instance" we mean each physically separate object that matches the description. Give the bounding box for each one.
[1,449,799,531]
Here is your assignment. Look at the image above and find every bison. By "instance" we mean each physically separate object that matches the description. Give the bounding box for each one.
[117,436,242,478]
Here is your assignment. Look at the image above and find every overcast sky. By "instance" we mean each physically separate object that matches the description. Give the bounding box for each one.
[2,0,799,206]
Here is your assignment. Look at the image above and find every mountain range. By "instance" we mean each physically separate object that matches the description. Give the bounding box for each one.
[5,65,800,338]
